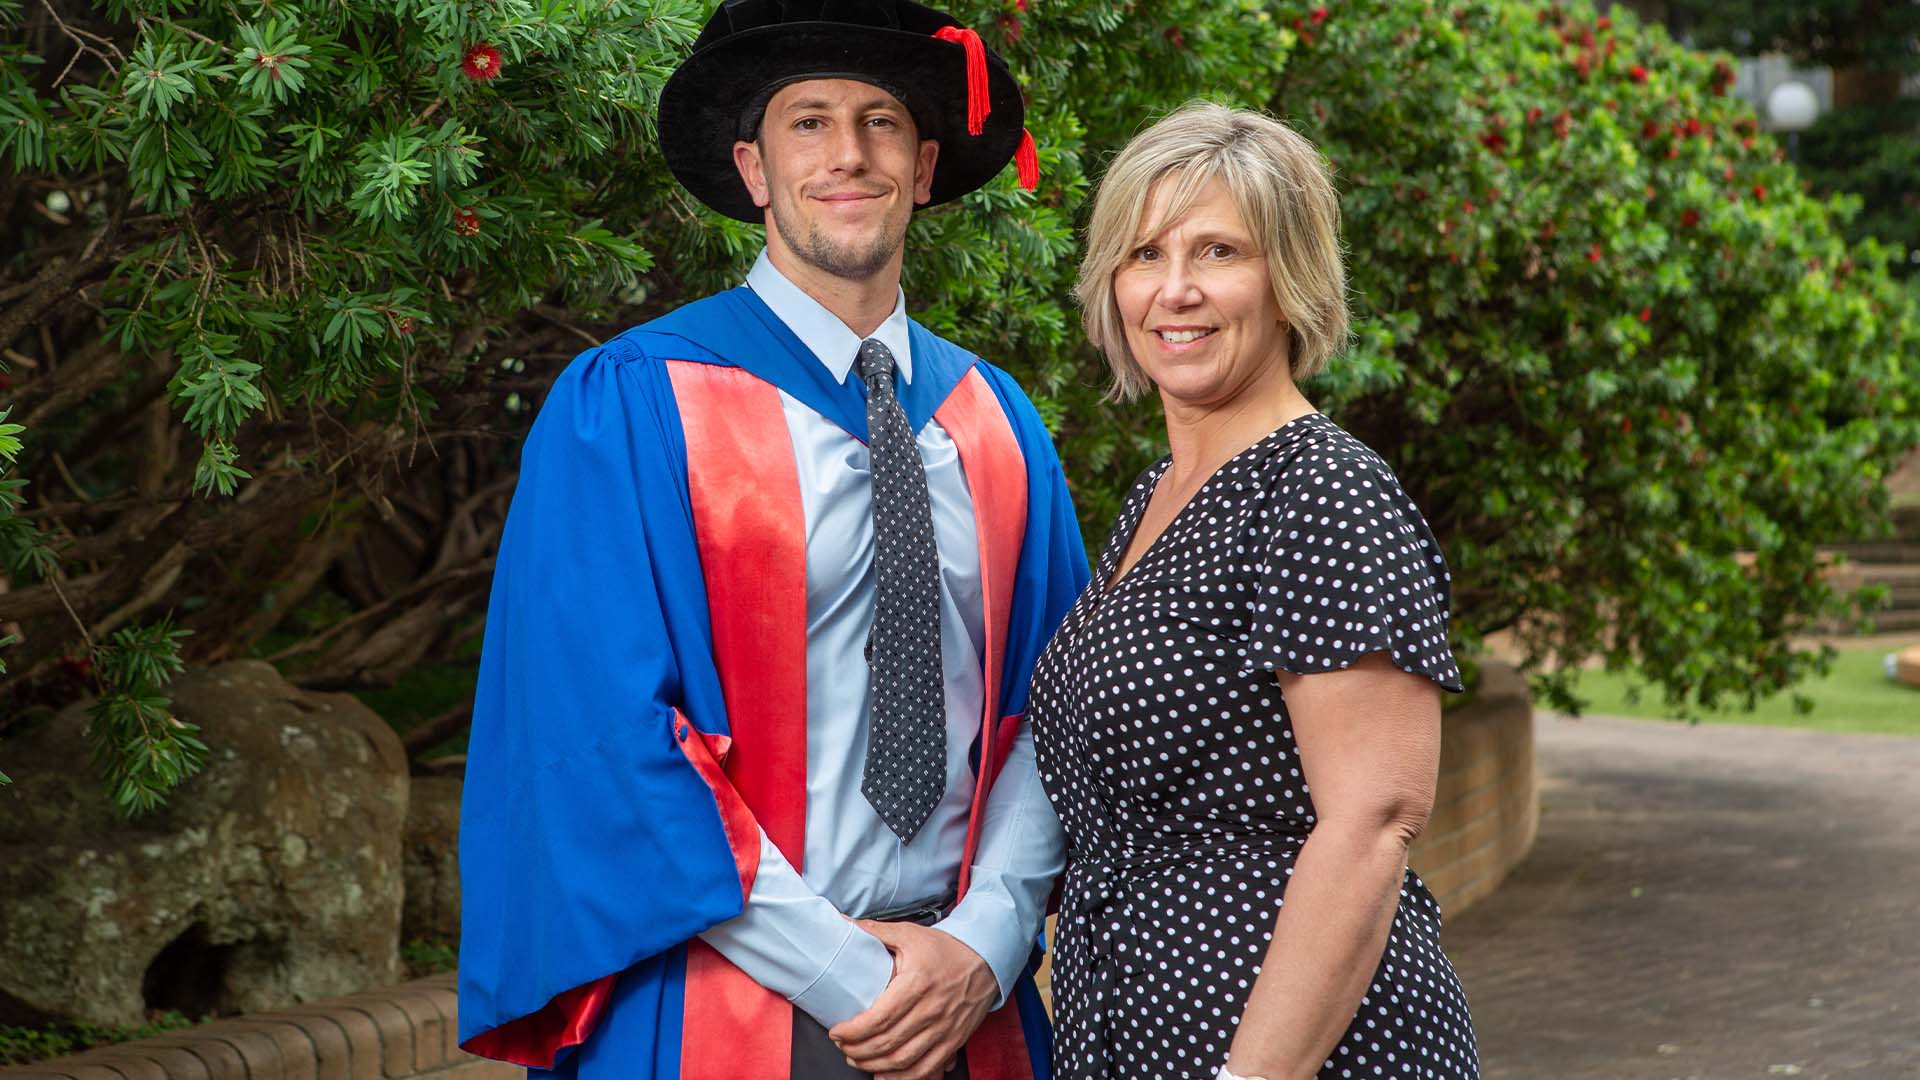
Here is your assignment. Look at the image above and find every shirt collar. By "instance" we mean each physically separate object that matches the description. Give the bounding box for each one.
[745,249,914,385]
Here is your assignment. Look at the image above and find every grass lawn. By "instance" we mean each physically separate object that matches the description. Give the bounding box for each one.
[1564,638,1920,735]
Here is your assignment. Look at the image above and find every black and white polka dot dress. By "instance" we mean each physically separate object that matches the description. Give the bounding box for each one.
[1030,414,1479,1080]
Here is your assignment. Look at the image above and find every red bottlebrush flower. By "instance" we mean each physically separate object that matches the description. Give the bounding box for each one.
[1587,243,1602,263]
[1000,12,1023,41]
[1644,184,1658,201]
[1527,105,1544,125]
[1620,417,1633,434]
[1605,37,1618,56]
[1462,198,1477,215]
[1165,25,1187,48]
[1573,51,1592,78]
[1596,15,1611,30]
[462,43,504,81]
[1683,117,1703,137]
[1641,119,1661,140]
[1752,183,1766,201]
[1312,6,1329,23]
[1553,109,1572,139]
[1538,220,1558,241]
[394,316,416,336]
[453,206,482,235]
[1580,27,1595,47]
[1478,129,1507,154]
[1742,135,1755,150]
[1015,0,1028,9]
[1723,164,1735,181]
[1638,306,1651,322]
[1681,208,1700,227]
[1628,64,1648,83]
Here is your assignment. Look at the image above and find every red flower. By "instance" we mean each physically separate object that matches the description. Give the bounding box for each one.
[1596,15,1611,30]
[1641,119,1661,140]
[453,206,482,235]
[1165,25,1187,48]
[1573,51,1592,78]
[1587,243,1602,263]
[462,43,504,81]
[1014,0,1028,8]
[1723,164,1735,181]
[1538,220,1558,241]
[1620,417,1633,434]
[1000,12,1023,41]
[1752,183,1766,201]
[1526,105,1544,125]
[1683,117,1703,137]
[1638,306,1651,322]
[1478,129,1507,154]
[1681,208,1700,227]
[1628,64,1648,83]
[1462,198,1477,215]
[394,316,416,336]
[1312,6,1329,23]
[1553,109,1572,139]
[1742,135,1755,150]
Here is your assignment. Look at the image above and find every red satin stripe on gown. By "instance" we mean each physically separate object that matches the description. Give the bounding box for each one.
[667,359,808,1079]
[459,976,617,1068]
[938,366,1036,1080]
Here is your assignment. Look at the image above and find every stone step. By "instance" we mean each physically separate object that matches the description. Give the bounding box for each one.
[1830,540,1920,564]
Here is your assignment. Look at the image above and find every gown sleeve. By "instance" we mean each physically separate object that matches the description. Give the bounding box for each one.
[457,342,761,1067]
[1241,440,1465,693]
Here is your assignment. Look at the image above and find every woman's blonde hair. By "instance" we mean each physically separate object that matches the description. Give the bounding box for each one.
[1075,101,1349,401]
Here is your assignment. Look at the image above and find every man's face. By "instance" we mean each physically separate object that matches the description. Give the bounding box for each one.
[733,79,940,282]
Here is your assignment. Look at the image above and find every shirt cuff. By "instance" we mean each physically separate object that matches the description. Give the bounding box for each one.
[789,922,894,1028]
[932,889,1031,1008]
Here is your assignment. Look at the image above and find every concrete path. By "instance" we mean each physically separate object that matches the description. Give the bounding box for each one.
[1443,713,1920,1080]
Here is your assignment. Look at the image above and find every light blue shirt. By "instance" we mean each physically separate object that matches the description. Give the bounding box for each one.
[695,251,1066,1027]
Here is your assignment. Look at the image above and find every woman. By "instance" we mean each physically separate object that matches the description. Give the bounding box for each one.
[1030,102,1479,1080]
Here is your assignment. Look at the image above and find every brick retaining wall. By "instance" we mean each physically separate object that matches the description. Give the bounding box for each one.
[5,666,1536,1079]
[1409,659,1539,915]
[2,973,519,1080]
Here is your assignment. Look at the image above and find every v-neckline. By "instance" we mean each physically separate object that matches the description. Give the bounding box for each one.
[1099,413,1324,594]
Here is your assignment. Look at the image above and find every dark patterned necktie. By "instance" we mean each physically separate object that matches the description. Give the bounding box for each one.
[857,338,946,843]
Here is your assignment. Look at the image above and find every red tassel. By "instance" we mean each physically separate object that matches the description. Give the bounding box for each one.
[933,26,991,135]
[1015,128,1039,191]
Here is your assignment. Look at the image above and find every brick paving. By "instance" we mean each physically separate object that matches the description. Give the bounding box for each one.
[1443,713,1920,1080]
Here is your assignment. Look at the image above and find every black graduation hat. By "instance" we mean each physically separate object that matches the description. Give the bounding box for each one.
[657,0,1037,223]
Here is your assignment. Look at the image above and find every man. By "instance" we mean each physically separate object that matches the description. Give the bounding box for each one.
[455,3,1086,1079]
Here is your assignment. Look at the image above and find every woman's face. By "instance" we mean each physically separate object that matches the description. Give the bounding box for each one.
[1113,175,1293,411]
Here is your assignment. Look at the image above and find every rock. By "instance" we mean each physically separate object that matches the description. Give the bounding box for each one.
[1893,644,1920,690]
[401,775,463,945]
[0,660,408,1027]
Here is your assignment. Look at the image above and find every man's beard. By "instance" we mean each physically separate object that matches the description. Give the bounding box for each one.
[770,198,903,281]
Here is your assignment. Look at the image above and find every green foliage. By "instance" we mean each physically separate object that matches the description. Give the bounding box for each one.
[85,618,204,818]
[1265,0,1919,713]
[0,0,1915,815]
[1794,99,1920,277]
[402,936,460,978]
[1653,0,1920,72]
[0,1011,195,1066]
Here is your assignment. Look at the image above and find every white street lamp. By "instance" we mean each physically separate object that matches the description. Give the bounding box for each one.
[1765,80,1819,133]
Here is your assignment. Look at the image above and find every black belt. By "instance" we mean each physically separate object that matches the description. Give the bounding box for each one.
[861,888,956,927]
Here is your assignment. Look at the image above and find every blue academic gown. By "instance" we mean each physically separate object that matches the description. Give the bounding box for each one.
[457,287,1088,1078]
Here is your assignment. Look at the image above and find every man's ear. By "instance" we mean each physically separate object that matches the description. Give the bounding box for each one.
[913,139,939,205]
[733,140,772,209]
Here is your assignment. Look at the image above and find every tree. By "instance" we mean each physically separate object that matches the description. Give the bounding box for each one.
[1242,0,1919,712]
[1643,0,1920,272]
[0,0,1914,811]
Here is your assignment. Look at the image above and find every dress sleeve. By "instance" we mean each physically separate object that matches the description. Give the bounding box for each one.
[1241,444,1464,692]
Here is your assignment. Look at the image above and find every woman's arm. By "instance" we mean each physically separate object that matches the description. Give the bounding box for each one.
[1222,651,1443,1080]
